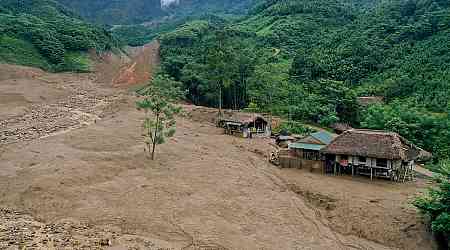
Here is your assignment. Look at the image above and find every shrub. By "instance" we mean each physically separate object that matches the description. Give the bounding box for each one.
[273,121,316,136]
[414,161,450,247]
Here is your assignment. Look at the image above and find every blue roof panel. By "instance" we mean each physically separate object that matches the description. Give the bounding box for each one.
[289,143,326,151]
[311,131,335,145]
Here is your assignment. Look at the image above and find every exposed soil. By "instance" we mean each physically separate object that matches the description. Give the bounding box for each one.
[0,43,438,250]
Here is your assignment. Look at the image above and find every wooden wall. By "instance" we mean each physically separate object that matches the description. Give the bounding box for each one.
[279,157,324,172]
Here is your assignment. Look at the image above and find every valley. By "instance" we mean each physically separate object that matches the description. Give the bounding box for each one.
[0,44,438,249]
[1,0,450,249]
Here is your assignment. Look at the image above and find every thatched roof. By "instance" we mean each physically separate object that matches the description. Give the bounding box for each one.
[321,129,430,161]
[330,123,353,134]
[220,112,268,125]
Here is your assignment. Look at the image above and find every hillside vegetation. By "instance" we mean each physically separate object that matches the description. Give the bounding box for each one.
[0,0,118,72]
[158,0,450,161]
[57,0,165,25]
[108,0,254,46]
[57,0,253,26]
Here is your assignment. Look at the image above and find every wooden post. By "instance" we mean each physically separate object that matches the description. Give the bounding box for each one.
[370,167,373,181]
[352,164,354,176]
[334,162,337,176]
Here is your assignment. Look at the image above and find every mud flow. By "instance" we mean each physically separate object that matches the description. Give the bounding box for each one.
[0,43,436,249]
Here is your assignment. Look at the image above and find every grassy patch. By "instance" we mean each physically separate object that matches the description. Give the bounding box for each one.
[54,51,92,73]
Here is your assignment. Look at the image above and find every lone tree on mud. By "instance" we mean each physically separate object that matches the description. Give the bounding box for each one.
[137,74,183,160]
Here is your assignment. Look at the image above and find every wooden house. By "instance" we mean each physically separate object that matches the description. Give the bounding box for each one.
[219,112,271,138]
[278,131,337,171]
[320,129,431,181]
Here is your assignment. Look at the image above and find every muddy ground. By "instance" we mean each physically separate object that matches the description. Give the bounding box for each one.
[0,49,438,250]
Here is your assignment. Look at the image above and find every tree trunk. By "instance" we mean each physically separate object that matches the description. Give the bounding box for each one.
[151,113,160,161]
[151,140,156,160]
[218,84,223,117]
[146,111,152,159]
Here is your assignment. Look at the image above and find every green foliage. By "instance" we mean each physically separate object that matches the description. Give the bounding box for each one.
[136,74,184,160]
[56,0,253,26]
[361,102,450,160]
[112,20,185,46]
[56,0,166,25]
[414,162,450,246]
[55,51,92,73]
[0,0,117,71]
[273,121,316,136]
[0,35,50,69]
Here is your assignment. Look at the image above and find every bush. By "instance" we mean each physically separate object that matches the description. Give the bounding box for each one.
[54,51,92,72]
[273,121,316,136]
[414,161,450,247]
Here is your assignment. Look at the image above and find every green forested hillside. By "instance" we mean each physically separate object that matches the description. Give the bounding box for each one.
[0,0,118,71]
[56,0,253,26]
[56,0,166,25]
[110,0,254,46]
[168,0,254,17]
[158,0,450,162]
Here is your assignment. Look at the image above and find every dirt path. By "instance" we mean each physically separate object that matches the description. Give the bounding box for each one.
[0,46,438,249]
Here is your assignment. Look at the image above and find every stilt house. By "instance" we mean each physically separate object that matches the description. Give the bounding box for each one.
[320,129,430,181]
[219,112,271,138]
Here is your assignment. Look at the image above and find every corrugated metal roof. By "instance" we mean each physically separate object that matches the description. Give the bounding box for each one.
[278,135,295,140]
[225,122,242,126]
[311,131,336,145]
[289,143,326,151]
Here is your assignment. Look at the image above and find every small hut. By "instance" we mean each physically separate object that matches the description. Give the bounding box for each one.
[278,131,337,171]
[218,112,271,138]
[321,129,431,181]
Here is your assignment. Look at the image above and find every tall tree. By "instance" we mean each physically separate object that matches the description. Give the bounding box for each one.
[248,63,289,118]
[136,74,183,160]
[206,29,235,117]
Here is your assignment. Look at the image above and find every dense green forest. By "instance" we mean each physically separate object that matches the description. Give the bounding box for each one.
[56,0,166,25]
[166,0,254,17]
[158,0,450,163]
[56,0,253,25]
[0,0,118,71]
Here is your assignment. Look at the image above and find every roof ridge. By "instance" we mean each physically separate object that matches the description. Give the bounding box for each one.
[350,129,398,135]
